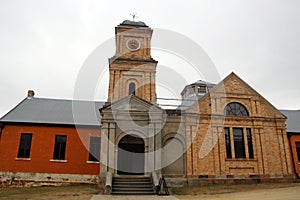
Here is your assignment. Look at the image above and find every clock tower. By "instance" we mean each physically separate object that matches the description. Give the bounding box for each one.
[108,20,157,103]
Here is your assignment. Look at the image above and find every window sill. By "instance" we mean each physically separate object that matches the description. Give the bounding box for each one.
[49,159,67,163]
[15,158,31,161]
[87,161,100,164]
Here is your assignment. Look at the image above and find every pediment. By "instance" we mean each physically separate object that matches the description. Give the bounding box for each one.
[211,72,257,96]
[186,72,286,119]
[101,95,161,113]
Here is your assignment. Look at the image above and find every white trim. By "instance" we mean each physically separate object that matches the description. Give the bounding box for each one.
[86,161,100,164]
[49,159,67,163]
[15,158,31,161]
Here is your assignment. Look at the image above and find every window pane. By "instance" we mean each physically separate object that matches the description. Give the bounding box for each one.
[225,102,249,116]
[296,142,300,163]
[53,135,67,160]
[198,86,206,93]
[233,128,246,158]
[129,82,136,95]
[17,134,32,158]
[224,128,232,159]
[89,137,100,162]
[247,128,254,158]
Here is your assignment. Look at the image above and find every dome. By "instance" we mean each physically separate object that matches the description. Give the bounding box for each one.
[120,20,148,27]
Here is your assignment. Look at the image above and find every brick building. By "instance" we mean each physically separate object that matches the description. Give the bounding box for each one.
[0,20,297,190]
[0,96,104,183]
[280,110,300,178]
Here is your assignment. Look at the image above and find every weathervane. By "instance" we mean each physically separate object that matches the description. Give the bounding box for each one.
[130,12,138,21]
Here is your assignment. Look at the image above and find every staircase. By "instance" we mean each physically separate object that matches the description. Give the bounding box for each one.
[112,176,155,195]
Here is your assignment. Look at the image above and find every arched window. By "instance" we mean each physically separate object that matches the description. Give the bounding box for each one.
[128,82,136,95]
[224,102,249,116]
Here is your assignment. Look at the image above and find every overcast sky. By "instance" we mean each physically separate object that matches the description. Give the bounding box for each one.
[0,0,299,117]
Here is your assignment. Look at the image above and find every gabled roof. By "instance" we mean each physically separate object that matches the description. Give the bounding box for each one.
[184,72,286,119]
[280,110,300,133]
[0,97,105,126]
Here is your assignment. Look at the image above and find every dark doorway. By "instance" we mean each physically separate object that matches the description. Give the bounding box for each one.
[117,135,145,175]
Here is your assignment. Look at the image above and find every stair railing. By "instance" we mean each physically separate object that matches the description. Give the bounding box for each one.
[151,171,159,191]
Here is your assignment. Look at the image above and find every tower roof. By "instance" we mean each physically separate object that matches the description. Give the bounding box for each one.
[120,20,148,27]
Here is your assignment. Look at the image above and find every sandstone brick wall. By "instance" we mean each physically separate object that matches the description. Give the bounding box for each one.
[184,73,292,179]
[108,60,157,102]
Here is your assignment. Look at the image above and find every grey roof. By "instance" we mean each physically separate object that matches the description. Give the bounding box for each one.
[280,110,300,133]
[194,80,215,85]
[120,20,148,27]
[0,98,105,126]
[177,95,203,110]
[180,80,216,96]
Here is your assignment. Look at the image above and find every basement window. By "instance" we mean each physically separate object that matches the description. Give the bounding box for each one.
[17,133,32,158]
[53,135,67,160]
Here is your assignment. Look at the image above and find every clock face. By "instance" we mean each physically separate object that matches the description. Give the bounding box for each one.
[126,39,140,51]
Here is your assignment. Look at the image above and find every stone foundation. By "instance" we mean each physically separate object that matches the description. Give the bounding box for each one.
[0,171,99,186]
[164,174,296,187]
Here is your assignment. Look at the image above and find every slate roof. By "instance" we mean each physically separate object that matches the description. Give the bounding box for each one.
[1,97,299,132]
[280,110,300,133]
[0,98,105,126]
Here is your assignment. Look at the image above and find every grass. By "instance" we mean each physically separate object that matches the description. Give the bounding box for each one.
[170,182,300,195]
[0,185,101,200]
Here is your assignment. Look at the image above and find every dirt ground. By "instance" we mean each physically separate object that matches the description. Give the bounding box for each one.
[92,184,300,200]
[0,185,101,200]
[173,185,300,200]
[1,183,300,200]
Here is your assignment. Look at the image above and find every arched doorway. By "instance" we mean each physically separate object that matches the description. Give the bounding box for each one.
[117,135,145,175]
[162,137,185,175]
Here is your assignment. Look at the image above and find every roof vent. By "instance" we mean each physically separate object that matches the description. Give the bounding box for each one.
[27,90,35,99]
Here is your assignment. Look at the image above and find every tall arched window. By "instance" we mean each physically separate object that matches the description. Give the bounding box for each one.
[224,102,249,116]
[128,82,136,95]
[224,102,254,160]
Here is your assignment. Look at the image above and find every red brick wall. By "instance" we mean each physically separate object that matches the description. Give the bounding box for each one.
[0,124,100,175]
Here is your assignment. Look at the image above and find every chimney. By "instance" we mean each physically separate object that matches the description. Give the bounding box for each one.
[27,90,35,99]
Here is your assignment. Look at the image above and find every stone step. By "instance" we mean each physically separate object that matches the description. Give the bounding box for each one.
[112,176,155,195]
[112,187,154,191]
[111,191,155,195]
[113,183,152,188]
[113,181,152,184]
